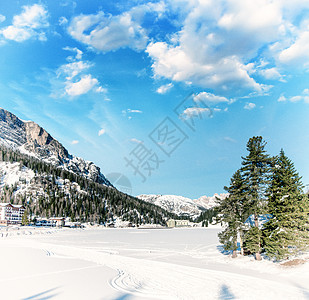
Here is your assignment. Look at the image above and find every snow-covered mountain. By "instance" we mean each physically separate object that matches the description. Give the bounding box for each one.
[0,108,111,186]
[137,193,228,218]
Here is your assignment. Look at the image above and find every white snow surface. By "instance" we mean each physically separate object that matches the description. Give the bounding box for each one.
[0,161,35,187]
[138,193,228,217]
[0,227,308,300]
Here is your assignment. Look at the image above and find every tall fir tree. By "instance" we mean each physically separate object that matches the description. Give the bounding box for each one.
[263,149,309,260]
[241,136,271,260]
[217,170,248,257]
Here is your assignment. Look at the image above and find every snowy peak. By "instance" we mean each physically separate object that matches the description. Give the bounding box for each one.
[0,108,111,186]
[193,193,227,210]
[138,193,228,218]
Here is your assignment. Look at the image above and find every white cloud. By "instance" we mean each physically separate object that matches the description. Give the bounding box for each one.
[181,107,211,119]
[279,31,309,66]
[193,92,229,104]
[144,0,309,95]
[96,86,108,93]
[71,140,79,145]
[278,94,287,102]
[98,128,106,136]
[1,4,49,42]
[146,42,266,93]
[0,15,6,23]
[244,102,256,110]
[122,108,142,119]
[278,90,309,103]
[59,61,91,80]
[303,88,309,95]
[259,67,285,81]
[63,46,83,60]
[56,47,105,98]
[68,2,165,52]
[126,109,142,114]
[130,138,143,144]
[65,75,98,96]
[156,83,173,94]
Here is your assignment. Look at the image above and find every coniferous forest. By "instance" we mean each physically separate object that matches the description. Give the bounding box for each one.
[0,145,176,225]
[216,136,309,261]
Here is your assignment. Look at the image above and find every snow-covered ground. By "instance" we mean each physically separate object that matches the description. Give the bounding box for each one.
[0,227,308,300]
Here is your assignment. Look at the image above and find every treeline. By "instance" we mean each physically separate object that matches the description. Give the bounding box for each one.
[216,136,309,261]
[195,208,217,227]
[0,145,176,225]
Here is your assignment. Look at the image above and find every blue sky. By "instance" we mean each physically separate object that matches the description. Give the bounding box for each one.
[0,0,309,198]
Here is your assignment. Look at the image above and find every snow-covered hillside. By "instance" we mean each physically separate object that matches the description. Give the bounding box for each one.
[138,193,228,217]
[193,193,228,210]
[0,108,111,186]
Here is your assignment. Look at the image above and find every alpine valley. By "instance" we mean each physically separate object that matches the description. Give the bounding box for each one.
[0,108,175,225]
[0,107,224,224]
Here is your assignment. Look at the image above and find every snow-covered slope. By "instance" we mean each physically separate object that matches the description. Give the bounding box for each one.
[138,194,201,218]
[193,193,228,210]
[0,108,111,186]
[138,193,228,218]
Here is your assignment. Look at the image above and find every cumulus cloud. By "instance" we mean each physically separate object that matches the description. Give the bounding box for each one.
[278,30,309,67]
[181,107,211,120]
[146,42,266,93]
[0,15,6,23]
[193,92,229,104]
[68,2,165,52]
[156,83,173,94]
[244,102,256,110]
[259,67,285,81]
[0,4,49,42]
[63,46,83,60]
[98,128,106,136]
[144,0,309,95]
[65,74,98,96]
[59,61,91,80]
[56,46,106,97]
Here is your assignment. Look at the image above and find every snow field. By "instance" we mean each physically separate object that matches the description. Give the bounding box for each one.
[0,228,308,299]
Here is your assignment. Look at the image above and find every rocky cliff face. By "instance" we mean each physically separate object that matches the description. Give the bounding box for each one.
[0,108,111,186]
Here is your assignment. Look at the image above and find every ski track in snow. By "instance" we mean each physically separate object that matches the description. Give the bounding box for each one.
[17,238,307,300]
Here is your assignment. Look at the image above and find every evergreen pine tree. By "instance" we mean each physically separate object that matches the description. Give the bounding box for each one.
[263,149,309,260]
[21,210,29,226]
[241,136,271,260]
[217,170,248,258]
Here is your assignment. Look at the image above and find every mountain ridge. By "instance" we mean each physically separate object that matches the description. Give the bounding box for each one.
[0,108,111,186]
[137,193,228,218]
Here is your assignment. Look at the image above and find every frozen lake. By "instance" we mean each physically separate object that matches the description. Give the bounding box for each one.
[0,227,308,299]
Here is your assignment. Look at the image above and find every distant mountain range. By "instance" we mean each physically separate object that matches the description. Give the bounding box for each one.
[138,193,228,218]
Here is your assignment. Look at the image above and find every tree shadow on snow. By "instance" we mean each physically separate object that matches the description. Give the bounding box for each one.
[293,283,309,299]
[219,284,235,300]
[22,287,60,300]
[113,294,132,300]
[217,245,232,256]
